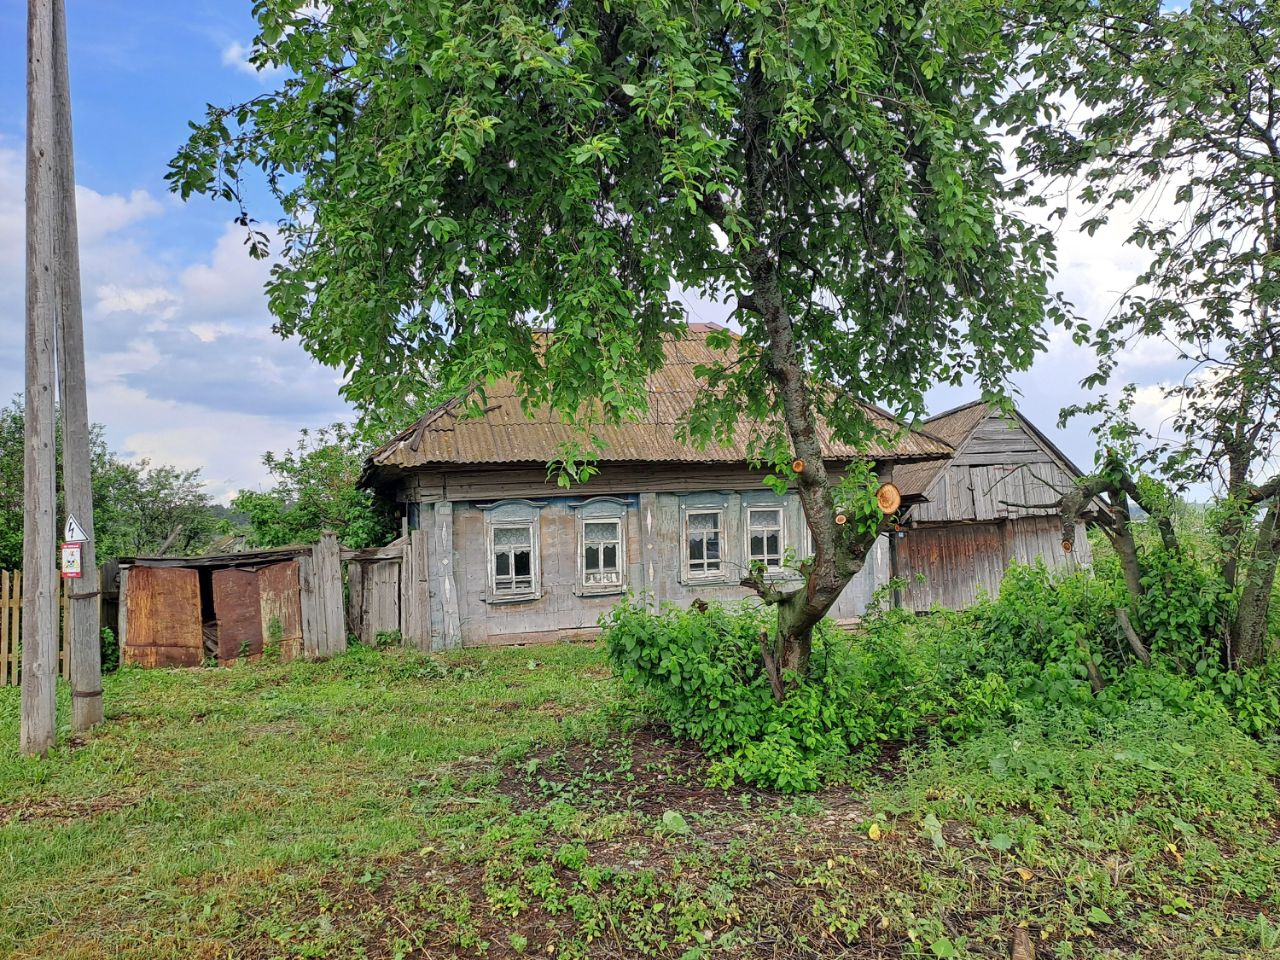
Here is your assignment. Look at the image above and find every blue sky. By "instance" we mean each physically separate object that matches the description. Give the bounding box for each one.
[0,2,1181,502]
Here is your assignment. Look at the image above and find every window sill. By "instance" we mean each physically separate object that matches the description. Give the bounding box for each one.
[483,592,542,605]
[682,575,732,587]
[575,585,626,598]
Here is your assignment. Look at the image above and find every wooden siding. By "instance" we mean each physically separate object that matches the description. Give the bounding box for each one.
[911,415,1075,524]
[437,489,894,646]
[896,516,1091,611]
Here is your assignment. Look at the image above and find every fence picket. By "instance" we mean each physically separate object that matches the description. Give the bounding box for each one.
[0,569,74,687]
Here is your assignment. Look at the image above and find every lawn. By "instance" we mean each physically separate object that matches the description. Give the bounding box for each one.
[1,642,1278,959]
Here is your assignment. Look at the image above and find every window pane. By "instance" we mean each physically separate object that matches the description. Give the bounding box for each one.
[495,553,510,577]
[750,533,764,555]
[514,550,531,577]
[585,544,600,571]
[584,521,617,543]
[689,534,705,561]
[494,525,531,548]
[766,532,780,555]
[689,512,717,532]
[602,543,617,569]
[753,508,781,528]
[706,535,720,560]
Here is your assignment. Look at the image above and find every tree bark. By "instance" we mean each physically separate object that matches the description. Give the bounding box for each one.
[1230,498,1280,669]
[52,0,102,732]
[22,0,60,757]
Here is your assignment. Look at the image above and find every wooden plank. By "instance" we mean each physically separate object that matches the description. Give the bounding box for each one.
[433,503,461,650]
[298,553,322,658]
[401,528,431,651]
[346,562,366,644]
[1,572,10,686]
[365,560,401,642]
[310,532,346,657]
[258,560,303,662]
[122,566,202,668]
[212,568,264,664]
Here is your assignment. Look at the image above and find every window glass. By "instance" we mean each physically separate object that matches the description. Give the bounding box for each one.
[492,523,534,594]
[687,510,723,577]
[582,519,622,587]
[748,507,783,568]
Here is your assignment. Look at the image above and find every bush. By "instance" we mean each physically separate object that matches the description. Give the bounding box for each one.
[602,598,1014,792]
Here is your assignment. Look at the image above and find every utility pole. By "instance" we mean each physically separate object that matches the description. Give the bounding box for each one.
[52,0,102,731]
[22,0,60,757]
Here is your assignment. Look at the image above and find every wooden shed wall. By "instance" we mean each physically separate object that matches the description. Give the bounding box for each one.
[895,516,1091,611]
[912,415,1075,524]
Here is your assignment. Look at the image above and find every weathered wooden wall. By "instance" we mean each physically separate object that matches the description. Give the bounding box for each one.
[258,560,303,662]
[895,516,1091,611]
[122,566,203,668]
[911,415,1076,525]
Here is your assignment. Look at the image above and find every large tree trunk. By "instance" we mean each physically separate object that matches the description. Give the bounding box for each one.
[1230,498,1280,669]
[734,63,887,689]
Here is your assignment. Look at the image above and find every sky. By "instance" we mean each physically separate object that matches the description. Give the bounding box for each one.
[0,2,1185,503]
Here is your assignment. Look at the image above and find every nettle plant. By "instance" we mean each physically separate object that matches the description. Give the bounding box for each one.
[171,0,1064,679]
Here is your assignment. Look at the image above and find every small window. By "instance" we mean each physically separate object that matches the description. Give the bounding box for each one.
[686,510,723,579]
[491,523,536,596]
[582,519,623,589]
[747,507,784,570]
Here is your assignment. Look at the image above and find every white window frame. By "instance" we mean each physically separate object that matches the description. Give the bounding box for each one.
[481,500,543,602]
[746,505,785,574]
[684,508,726,582]
[574,497,628,596]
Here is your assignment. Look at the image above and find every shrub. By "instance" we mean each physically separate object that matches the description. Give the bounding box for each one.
[602,598,1013,792]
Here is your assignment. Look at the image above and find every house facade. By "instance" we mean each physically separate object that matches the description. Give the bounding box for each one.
[360,325,950,647]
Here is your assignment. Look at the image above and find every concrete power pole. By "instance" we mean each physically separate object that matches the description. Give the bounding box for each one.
[22,0,60,756]
[52,0,102,731]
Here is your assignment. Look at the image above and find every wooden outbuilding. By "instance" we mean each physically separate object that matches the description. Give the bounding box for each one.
[889,400,1098,610]
[119,537,346,667]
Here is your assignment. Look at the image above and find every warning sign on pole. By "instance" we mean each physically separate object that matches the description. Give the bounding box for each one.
[64,514,88,543]
[61,542,83,579]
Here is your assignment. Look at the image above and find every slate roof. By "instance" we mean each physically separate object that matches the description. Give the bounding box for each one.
[366,324,952,474]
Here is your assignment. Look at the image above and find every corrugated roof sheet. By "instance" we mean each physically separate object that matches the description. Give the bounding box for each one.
[369,326,952,471]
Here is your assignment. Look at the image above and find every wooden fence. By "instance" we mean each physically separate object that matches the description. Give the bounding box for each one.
[0,570,76,687]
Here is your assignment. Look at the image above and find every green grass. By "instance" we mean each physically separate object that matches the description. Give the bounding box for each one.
[1,643,1277,959]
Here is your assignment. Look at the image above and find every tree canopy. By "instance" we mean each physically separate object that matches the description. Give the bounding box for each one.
[1013,0,1280,666]
[232,423,396,550]
[0,398,218,569]
[172,0,1066,675]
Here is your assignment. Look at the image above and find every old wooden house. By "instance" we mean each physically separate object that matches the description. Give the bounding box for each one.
[889,400,1097,610]
[360,324,952,648]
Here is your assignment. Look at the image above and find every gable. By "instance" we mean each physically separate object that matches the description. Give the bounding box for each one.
[907,408,1095,524]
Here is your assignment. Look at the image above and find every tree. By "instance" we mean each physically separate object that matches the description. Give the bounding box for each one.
[1014,0,1280,667]
[170,0,1064,679]
[233,423,396,549]
[0,397,219,569]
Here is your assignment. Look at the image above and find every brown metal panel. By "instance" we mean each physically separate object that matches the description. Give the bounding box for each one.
[368,327,951,472]
[123,566,202,667]
[258,560,303,662]
[212,568,263,664]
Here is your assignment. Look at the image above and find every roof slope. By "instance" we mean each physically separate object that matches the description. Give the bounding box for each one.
[368,325,951,473]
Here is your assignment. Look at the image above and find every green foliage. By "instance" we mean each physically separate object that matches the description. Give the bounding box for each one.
[170,0,1062,470]
[232,423,395,550]
[603,599,1011,792]
[0,397,218,569]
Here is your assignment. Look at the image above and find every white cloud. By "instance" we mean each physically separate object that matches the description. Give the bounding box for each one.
[221,41,279,79]
[74,185,164,243]
[95,284,179,319]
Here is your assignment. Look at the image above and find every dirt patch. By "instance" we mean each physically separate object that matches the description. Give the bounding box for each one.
[0,792,140,826]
